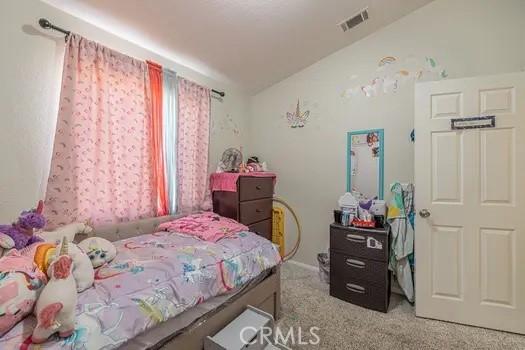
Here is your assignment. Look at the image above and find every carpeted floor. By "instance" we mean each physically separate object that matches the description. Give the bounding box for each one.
[278,262,525,349]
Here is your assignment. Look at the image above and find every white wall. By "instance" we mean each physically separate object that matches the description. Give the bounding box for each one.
[248,0,525,265]
[0,0,248,221]
[2,0,525,263]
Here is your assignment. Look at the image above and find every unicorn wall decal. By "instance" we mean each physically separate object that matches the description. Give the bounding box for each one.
[286,99,310,128]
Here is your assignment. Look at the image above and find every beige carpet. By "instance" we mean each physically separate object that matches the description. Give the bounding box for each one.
[278,262,525,349]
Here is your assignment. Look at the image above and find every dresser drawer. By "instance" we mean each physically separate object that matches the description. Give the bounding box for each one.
[330,225,388,262]
[239,199,272,225]
[248,218,272,240]
[330,251,389,286]
[330,277,390,313]
[239,177,273,201]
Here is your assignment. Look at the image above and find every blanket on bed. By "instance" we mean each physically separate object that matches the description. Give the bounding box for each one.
[157,212,249,242]
[0,231,281,350]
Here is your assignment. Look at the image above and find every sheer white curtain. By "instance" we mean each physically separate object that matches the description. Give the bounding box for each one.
[163,69,178,214]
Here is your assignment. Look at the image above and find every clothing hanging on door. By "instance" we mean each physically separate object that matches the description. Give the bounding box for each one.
[387,182,415,302]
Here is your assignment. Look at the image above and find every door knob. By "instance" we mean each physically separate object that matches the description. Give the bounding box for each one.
[419,209,431,218]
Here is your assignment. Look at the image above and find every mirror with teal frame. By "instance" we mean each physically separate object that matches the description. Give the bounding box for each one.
[347,129,384,199]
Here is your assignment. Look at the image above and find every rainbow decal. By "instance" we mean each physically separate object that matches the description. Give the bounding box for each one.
[344,55,448,100]
[378,56,397,66]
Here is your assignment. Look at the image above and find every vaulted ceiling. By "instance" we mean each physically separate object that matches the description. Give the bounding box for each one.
[42,0,433,94]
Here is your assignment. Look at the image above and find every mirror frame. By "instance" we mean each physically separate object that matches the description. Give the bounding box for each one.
[346,129,385,199]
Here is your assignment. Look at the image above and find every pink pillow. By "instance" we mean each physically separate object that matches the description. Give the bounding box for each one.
[157,212,249,242]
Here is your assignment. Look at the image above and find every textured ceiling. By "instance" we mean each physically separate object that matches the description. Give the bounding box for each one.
[41,0,433,94]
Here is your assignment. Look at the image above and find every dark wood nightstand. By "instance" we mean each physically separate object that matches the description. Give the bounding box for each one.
[212,176,274,240]
[329,223,391,312]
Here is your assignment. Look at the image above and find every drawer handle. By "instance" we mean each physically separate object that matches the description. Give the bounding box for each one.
[346,259,365,269]
[345,234,366,243]
[346,283,365,294]
[255,185,262,190]
[255,209,262,213]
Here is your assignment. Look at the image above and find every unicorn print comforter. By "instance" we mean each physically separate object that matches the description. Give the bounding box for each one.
[0,231,281,349]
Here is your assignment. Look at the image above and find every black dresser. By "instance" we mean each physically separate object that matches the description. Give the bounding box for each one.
[329,223,391,312]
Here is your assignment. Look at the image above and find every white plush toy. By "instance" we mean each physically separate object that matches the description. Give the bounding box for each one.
[37,223,118,290]
[38,222,93,244]
[32,237,77,344]
[38,222,95,292]
[0,232,15,257]
[77,237,117,268]
[67,243,95,292]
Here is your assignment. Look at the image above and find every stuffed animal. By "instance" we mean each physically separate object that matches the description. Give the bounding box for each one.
[68,243,95,292]
[32,238,77,344]
[0,233,15,258]
[0,251,47,336]
[35,222,95,292]
[246,156,263,172]
[0,201,45,250]
[23,240,94,293]
[78,237,117,268]
[38,222,93,245]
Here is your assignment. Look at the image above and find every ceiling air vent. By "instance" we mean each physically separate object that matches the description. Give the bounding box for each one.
[339,8,369,32]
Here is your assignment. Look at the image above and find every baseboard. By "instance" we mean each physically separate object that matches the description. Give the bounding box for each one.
[286,259,318,272]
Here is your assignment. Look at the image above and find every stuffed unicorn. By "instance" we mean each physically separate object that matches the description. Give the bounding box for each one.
[17,221,100,293]
[32,237,77,344]
[0,201,45,250]
[0,251,47,336]
[37,222,95,292]
[26,240,95,293]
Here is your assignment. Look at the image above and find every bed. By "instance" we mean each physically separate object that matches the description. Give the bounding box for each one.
[0,215,282,350]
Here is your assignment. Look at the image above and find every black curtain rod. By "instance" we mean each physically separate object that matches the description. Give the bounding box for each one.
[211,89,225,97]
[38,18,70,36]
[38,18,226,98]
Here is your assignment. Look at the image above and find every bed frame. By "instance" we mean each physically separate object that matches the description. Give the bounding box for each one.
[79,215,281,350]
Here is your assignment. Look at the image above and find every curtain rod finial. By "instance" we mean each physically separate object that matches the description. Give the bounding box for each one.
[212,89,225,97]
[39,18,51,29]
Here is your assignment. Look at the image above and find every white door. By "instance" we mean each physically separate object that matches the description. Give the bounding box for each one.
[415,72,525,334]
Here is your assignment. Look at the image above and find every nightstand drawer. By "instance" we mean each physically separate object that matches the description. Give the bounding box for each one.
[330,224,388,262]
[239,177,273,201]
[239,198,272,225]
[330,276,390,313]
[248,218,272,240]
[330,251,389,286]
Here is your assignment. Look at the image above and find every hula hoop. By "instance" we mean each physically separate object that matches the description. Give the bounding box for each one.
[272,197,301,261]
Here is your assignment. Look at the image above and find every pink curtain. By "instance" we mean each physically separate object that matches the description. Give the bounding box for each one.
[44,34,155,228]
[177,78,211,213]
